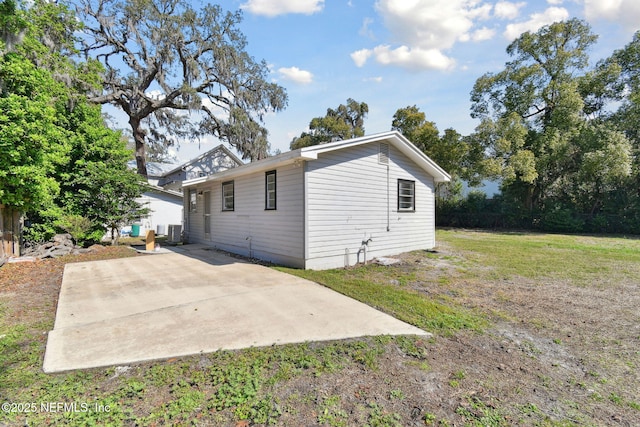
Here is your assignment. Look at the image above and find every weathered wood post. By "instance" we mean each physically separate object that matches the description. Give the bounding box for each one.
[1,204,21,257]
[145,229,156,251]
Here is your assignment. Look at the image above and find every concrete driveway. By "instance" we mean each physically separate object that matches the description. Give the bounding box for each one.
[43,245,427,373]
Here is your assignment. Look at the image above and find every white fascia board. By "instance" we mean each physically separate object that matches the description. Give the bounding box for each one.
[390,134,451,182]
[183,131,451,187]
[182,176,208,187]
[182,149,316,188]
[300,131,451,182]
[299,131,399,156]
[145,185,183,199]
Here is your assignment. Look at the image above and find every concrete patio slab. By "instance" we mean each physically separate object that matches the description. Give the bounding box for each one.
[43,247,428,373]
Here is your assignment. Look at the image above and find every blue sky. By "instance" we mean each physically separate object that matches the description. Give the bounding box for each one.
[150,0,640,162]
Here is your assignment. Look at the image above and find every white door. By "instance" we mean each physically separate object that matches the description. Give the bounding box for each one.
[204,191,211,240]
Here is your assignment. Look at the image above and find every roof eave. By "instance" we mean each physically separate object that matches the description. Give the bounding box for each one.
[183,131,451,187]
[390,134,451,182]
[143,184,184,199]
[300,131,451,182]
[183,150,317,188]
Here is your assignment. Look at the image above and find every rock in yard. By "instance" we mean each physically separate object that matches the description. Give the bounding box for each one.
[53,233,74,246]
[375,257,402,266]
[22,234,101,259]
[7,256,37,263]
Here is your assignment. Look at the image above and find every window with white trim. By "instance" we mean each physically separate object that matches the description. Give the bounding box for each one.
[222,181,234,211]
[265,170,276,210]
[397,179,415,212]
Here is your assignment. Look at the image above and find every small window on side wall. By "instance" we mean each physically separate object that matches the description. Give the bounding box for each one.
[397,179,415,212]
[222,181,234,211]
[265,170,276,210]
[189,189,197,213]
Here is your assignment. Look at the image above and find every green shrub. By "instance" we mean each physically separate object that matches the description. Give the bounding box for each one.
[55,214,96,246]
[540,208,584,233]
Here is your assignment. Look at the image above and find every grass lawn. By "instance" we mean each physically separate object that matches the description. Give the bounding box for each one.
[1,230,639,426]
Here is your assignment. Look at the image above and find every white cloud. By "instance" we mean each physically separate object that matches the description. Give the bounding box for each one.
[359,17,376,39]
[370,45,456,71]
[468,3,493,20]
[364,76,383,83]
[240,0,324,17]
[351,0,496,71]
[504,7,570,40]
[278,67,314,84]
[584,0,640,32]
[351,49,373,67]
[471,27,496,42]
[547,0,563,5]
[494,1,526,20]
[376,0,484,50]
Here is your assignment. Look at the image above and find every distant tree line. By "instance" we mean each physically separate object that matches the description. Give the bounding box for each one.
[450,19,640,234]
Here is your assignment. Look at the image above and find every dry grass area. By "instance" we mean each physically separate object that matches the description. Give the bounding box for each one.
[0,231,639,426]
[281,230,640,426]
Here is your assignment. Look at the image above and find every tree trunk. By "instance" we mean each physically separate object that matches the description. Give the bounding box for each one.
[110,226,119,246]
[129,117,148,177]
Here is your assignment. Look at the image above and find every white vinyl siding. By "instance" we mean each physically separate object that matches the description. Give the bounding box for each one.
[305,142,435,269]
[184,135,440,270]
[187,163,304,267]
[378,142,389,164]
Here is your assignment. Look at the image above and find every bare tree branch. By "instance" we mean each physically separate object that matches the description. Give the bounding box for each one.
[77,0,287,175]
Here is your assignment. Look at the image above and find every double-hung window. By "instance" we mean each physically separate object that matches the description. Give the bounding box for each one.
[265,170,276,210]
[397,179,415,212]
[222,181,234,211]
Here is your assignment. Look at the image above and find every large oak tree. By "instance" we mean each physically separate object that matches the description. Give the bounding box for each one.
[470,19,632,215]
[77,0,288,175]
[1,0,147,244]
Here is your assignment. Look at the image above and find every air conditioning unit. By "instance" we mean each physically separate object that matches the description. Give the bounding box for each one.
[156,224,166,236]
[168,224,182,243]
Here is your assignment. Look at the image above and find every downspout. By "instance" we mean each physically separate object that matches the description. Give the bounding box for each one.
[387,163,390,232]
[246,236,252,259]
[303,160,309,267]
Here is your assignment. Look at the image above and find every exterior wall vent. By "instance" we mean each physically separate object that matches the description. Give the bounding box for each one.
[379,142,390,165]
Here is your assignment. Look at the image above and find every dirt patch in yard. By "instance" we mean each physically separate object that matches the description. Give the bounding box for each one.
[391,236,640,426]
[1,233,639,426]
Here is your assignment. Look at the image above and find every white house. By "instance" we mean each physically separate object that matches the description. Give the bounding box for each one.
[133,186,184,237]
[182,131,450,270]
[153,145,243,193]
[128,145,243,236]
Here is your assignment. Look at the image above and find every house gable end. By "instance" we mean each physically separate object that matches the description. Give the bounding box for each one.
[160,145,244,191]
[300,131,450,183]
